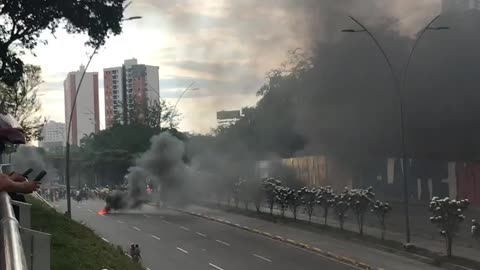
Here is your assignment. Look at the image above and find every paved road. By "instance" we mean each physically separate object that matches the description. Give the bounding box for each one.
[52,199,359,270]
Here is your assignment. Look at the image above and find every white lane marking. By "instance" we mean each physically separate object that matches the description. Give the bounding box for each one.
[209,263,224,270]
[180,226,190,231]
[101,237,109,243]
[151,235,160,240]
[133,226,141,231]
[77,206,81,209]
[176,247,189,254]
[117,220,124,224]
[143,214,151,218]
[162,220,171,224]
[126,253,132,259]
[87,209,93,213]
[253,254,272,262]
[196,232,207,237]
[215,240,231,246]
[275,235,364,270]
[146,268,151,270]
[54,204,60,207]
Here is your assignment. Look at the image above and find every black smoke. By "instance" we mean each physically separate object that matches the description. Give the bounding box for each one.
[293,10,480,161]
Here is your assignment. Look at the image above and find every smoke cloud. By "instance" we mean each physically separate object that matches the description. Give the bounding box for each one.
[10,146,48,179]
[115,132,194,209]
[290,10,480,160]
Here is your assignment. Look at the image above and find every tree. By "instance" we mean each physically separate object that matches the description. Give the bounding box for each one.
[349,187,375,235]
[472,219,480,241]
[115,99,180,129]
[0,0,127,86]
[0,64,44,142]
[371,200,392,240]
[238,178,254,210]
[79,122,187,187]
[317,186,335,225]
[301,187,318,222]
[263,177,281,215]
[274,186,290,218]
[80,123,162,154]
[251,179,264,213]
[232,178,245,208]
[288,188,303,221]
[429,197,469,257]
[333,188,351,230]
[146,99,180,129]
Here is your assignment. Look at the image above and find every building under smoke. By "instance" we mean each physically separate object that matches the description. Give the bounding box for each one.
[217,110,242,128]
[442,0,480,13]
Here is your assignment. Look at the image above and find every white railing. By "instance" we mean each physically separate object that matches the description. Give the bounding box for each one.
[0,192,28,270]
[0,164,51,270]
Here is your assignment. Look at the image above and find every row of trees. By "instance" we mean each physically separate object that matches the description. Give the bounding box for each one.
[230,177,392,240]
[226,176,478,257]
[45,111,184,188]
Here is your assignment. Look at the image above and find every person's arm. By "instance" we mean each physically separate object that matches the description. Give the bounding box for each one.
[0,174,39,193]
[9,172,27,183]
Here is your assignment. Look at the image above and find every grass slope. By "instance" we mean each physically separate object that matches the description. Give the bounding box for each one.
[28,197,144,270]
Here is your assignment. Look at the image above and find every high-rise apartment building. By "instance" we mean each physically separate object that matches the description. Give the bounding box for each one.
[64,65,100,146]
[39,121,65,151]
[442,0,480,13]
[104,58,159,128]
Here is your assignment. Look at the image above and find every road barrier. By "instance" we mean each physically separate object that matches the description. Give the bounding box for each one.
[0,191,28,270]
[0,165,51,270]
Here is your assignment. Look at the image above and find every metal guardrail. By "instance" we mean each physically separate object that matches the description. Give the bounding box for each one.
[0,192,28,270]
[30,193,53,209]
[10,201,30,230]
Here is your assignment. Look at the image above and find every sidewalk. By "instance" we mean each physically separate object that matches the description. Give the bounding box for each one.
[263,203,479,261]
[182,204,445,270]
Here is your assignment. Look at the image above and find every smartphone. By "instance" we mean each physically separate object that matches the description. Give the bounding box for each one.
[22,168,34,178]
[32,170,47,182]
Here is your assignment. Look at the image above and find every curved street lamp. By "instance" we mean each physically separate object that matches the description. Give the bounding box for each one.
[173,82,200,112]
[341,15,448,243]
[167,82,199,128]
[64,15,142,219]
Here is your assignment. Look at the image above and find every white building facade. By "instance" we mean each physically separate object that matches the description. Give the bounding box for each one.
[39,121,65,150]
[64,65,100,146]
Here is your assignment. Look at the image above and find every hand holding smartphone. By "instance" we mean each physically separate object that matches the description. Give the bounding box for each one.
[32,170,47,182]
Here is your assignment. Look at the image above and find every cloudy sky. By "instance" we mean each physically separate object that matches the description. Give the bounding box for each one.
[23,0,440,134]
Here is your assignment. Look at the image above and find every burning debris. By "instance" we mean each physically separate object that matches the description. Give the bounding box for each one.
[101,132,191,212]
[102,190,128,213]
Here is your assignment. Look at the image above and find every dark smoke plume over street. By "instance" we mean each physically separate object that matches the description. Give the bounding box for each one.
[108,1,480,208]
[107,132,194,210]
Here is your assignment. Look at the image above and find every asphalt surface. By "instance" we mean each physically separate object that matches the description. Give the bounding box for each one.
[52,199,359,270]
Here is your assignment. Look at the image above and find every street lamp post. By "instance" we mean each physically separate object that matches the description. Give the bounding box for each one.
[173,82,199,112]
[170,82,199,128]
[64,15,142,219]
[342,15,448,243]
